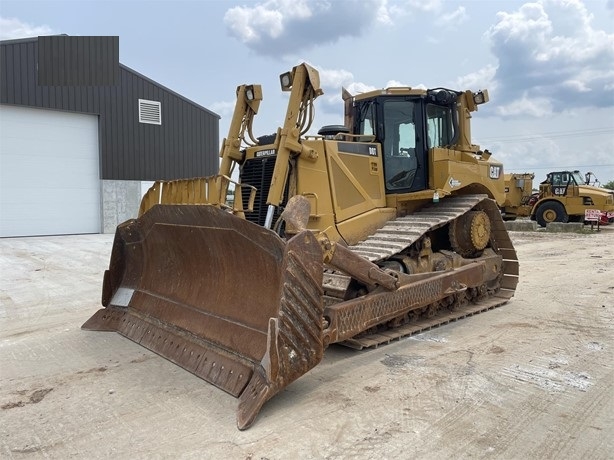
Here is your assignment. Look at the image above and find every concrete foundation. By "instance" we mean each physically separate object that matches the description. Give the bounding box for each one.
[546,222,585,233]
[504,220,539,232]
[101,180,142,233]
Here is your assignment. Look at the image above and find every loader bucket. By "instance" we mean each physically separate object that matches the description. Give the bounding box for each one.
[82,205,325,429]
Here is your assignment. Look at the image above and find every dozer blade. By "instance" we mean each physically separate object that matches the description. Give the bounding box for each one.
[82,205,325,429]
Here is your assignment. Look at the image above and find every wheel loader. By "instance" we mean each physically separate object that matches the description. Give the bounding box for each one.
[83,63,518,430]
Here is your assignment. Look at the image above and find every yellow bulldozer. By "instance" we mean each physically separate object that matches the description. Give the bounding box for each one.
[83,63,518,430]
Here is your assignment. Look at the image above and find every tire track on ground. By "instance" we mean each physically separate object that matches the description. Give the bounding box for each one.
[530,368,613,458]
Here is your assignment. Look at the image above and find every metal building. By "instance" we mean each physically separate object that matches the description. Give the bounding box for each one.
[0,35,220,237]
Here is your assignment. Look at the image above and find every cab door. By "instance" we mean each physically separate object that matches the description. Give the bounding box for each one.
[378,98,427,193]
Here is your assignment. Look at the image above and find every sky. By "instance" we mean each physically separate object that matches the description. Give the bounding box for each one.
[1,0,613,184]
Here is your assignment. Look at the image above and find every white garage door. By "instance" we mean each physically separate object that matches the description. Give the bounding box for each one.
[0,105,101,237]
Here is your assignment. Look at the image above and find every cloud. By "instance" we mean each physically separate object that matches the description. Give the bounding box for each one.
[456,64,498,93]
[223,0,473,58]
[224,0,389,58]
[0,16,55,40]
[317,64,415,94]
[494,95,554,118]
[484,0,614,116]
[208,100,236,119]
[490,136,561,172]
[312,63,428,118]
[436,6,469,28]
[403,0,442,13]
[318,66,355,88]
[311,65,360,115]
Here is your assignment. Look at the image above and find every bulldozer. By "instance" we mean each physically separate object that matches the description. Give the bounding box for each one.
[83,63,518,430]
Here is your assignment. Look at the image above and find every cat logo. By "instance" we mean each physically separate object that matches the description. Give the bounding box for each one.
[255,149,276,157]
[489,165,501,179]
[554,187,567,196]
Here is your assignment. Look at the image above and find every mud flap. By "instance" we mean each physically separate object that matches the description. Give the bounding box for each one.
[82,205,324,429]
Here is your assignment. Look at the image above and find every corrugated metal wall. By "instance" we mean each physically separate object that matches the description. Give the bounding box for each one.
[0,37,219,181]
[38,36,120,86]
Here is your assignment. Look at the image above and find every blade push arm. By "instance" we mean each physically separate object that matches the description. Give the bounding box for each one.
[264,63,323,227]
[219,84,263,177]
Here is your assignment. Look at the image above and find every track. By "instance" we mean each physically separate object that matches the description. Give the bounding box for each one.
[323,194,519,349]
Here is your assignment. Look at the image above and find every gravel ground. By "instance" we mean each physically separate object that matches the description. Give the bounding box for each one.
[1,226,613,459]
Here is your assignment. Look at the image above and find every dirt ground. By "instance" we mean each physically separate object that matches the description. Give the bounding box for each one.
[1,226,613,459]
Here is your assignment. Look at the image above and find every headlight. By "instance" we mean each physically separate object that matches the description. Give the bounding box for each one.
[245,85,254,101]
[280,72,293,91]
[473,90,489,105]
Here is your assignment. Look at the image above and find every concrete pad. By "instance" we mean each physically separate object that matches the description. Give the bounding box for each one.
[1,230,613,458]
[546,222,586,233]
[504,220,538,232]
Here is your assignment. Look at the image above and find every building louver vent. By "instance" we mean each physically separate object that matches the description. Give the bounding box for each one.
[138,99,162,125]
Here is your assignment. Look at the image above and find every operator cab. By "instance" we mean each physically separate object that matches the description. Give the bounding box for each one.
[352,89,457,194]
[542,170,584,196]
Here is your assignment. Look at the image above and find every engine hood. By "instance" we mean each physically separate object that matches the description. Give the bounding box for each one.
[578,185,614,197]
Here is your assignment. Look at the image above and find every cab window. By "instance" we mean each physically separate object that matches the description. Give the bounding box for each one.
[426,104,453,148]
[357,101,376,136]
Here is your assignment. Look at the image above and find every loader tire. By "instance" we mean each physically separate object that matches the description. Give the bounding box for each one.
[536,201,568,227]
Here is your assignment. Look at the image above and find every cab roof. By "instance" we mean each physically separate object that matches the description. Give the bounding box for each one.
[352,87,428,101]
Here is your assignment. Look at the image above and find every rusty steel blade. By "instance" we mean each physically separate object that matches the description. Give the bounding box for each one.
[82,205,324,429]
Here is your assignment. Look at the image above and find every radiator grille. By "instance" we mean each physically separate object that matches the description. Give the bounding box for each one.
[240,156,287,227]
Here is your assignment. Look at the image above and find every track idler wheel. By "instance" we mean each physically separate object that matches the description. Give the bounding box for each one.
[449,210,491,257]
